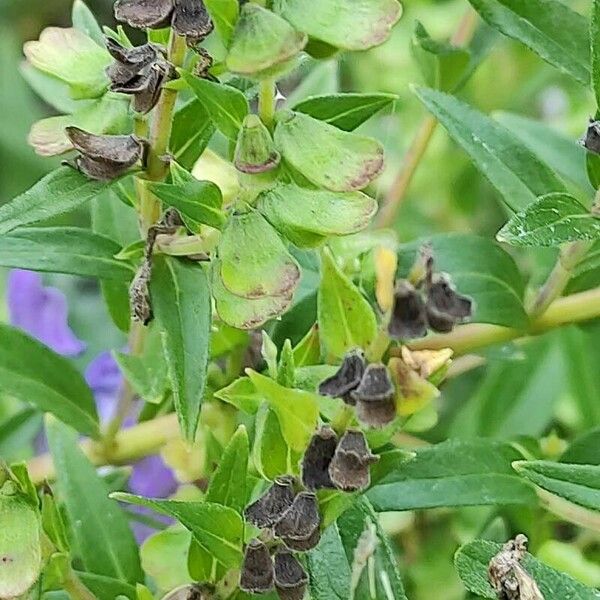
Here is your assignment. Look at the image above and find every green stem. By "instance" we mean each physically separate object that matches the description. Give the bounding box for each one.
[62,568,97,600]
[258,78,276,130]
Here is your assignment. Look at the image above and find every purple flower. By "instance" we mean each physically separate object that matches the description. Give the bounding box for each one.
[7,269,86,356]
[85,351,125,423]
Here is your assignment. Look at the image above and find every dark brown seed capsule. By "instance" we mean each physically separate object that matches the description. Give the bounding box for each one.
[425,273,473,334]
[130,64,170,114]
[301,426,338,491]
[582,120,600,155]
[274,492,321,552]
[172,0,214,45]
[352,363,396,428]
[130,259,153,325]
[240,539,274,594]
[274,549,309,600]
[66,155,128,181]
[66,127,144,167]
[388,280,428,340]
[114,0,175,29]
[244,476,295,529]
[318,349,366,404]
[193,48,217,81]
[328,430,378,492]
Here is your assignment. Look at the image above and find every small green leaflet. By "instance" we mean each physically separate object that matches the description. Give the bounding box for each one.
[318,248,377,359]
[413,86,565,211]
[0,325,99,438]
[71,0,105,46]
[498,193,600,246]
[455,539,600,599]
[467,0,590,84]
[112,493,243,569]
[0,167,110,234]
[292,93,397,131]
[171,99,216,170]
[204,0,239,47]
[214,376,262,414]
[150,257,211,442]
[47,418,143,584]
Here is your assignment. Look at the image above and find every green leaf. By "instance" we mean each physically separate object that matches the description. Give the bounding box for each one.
[561,427,600,465]
[0,167,110,234]
[468,0,590,84]
[411,21,471,92]
[150,257,212,442]
[498,193,600,246]
[171,99,216,171]
[0,409,42,463]
[292,93,397,131]
[214,377,262,414]
[218,209,300,299]
[273,0,402,50]
[398,234,528,329]
[0,325,99,438]
[455,539,599,599]
[78,572,137,600]
[567,240,600,293]
[72,0,105,46]
[318,248,378,359]
[258,183,377,247]
[247,370,319,453]
[277,339,295,387]
[593,0,600,107]
[112,493,243,569]
[204,0,239,46]
[205,426,249,513]
[0,227,134,280]
[275,111,384,192]
[47,418,142,584]
[367,438,536,511]
[146,163,225,231]
[413,87,565,211]
[181,72,249,141]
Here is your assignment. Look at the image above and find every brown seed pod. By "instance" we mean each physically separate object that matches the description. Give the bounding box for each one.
[244,476,295,529]
[425,273,473,334]
[129,259,153,325]
[352,364,396,428]
[388,280,428,340]
[273,549,308,600]
[172,0,214,45]
[318,349,366,405]
[582,120,600,155]
[114,0,175,29]
[66,127,144,167]
[274,492,321,552]
[328,430,379,492]
[240,539,274,594]
[301,426,338,491]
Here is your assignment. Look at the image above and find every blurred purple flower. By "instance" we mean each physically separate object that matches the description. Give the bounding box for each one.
[7,269,86,356]
[85,351,124,423]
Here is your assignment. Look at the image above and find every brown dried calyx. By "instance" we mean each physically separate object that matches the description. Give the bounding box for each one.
[244,476,295,529]
[328,430,379,492]
[582,119,600,155]
[274,549,309,600]
[106,38,176,114]
[64,127,145,181]
[488,535,544,600]
[114,0,214,47]
[301,425,337,491]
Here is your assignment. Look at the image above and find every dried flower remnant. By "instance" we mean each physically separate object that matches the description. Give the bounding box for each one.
[244,476,295,529]
[582,119,600,155]
[488,535,544,600]
[388,280,428,340]
[351,363,396,428]
[328,430,379,492]
[240,539,274,594]
[172,0,214,46]
[274,549,309,600]
[301,425,338,490]
[193,48,217,81]
[425,272,473,334]
[274,492,321,551]
[318,348,366,405]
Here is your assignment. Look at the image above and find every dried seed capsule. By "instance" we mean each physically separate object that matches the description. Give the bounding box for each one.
[244,476,295,529]
[274,549,308,600]
[328,430,379,492]
[130,259,153,325]
[66,127,144,167]
[173,0,214,46]
[351,364,396,428]
[240,539,274,594]
[234,114,281,174]
[114,0,175,29]
[274,492,321,552]
[388,280,428,340]
[301,426,337,491]
[318,349,366,404]
[425,273,473,334]
[582,120,600,155]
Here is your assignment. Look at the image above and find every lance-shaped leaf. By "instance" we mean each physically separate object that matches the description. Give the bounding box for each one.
[258,184,377,247]
[204,0,239,46]
[0,227,134,280]
[214,376,262,414]
[498,193,600,247]
[0,325,99,438]
[181,71,249,141]
[212,260,294,330]
[171,99,216,170]
[318,249,377,359]
[273,0,402,51]
[218,209,300,299]
[226,4,306,77]
[275,111,384,192]
[413,86,565,211]
[150,257,211,442]
[111,493,243,569]
[47,418,142,583]
[292,92,398,132]
[467,0,590,84]
[455,539,599,599]
[0,167,110,234]
[146,162,225,231]
[248,370,319,452]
